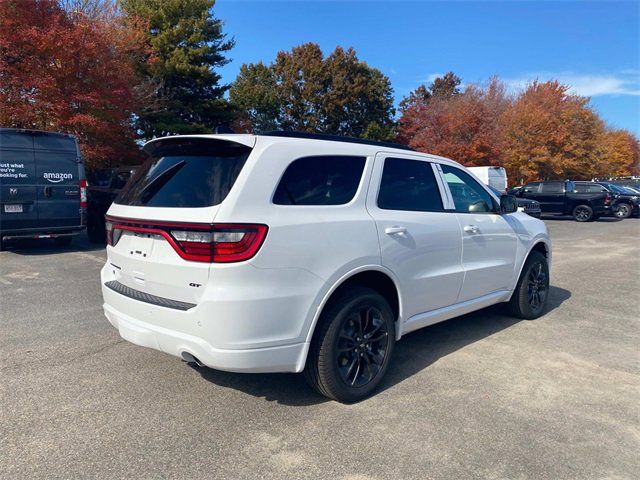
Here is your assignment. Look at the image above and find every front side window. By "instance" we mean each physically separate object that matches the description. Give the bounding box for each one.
[273,155,365,205]
[522,183,540,193]
[377,157,443,212]
[116,138,251,208]
[442,165,496,213]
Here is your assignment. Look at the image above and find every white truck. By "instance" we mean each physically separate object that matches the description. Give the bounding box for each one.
[468,166,508,192]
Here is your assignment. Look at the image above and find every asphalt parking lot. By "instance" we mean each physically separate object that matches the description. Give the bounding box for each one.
[1,217,639,479]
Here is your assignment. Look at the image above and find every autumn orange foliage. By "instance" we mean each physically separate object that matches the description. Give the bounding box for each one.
[399,76,639,184]
[0,0,151,168]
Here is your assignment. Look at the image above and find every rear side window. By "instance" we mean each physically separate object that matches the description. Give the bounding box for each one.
[540,182,564,193]
[575,183,606,193]
[273,155,365,205]
[116,138,251,208]
[377,158,443,212]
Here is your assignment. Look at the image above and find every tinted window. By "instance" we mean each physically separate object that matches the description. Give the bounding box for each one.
[540,182,564,193]
[575,183,607,193]
[522,183,540,193]
[442,165,496,213]
[377,158,443,212]
[273,156,365,205]
[116,139,250,208]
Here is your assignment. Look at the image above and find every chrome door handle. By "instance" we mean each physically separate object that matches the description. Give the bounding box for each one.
[464,225,479,234]
[385,226,407,235]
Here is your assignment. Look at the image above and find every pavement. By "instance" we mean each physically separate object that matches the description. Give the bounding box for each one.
[1,217,639,479]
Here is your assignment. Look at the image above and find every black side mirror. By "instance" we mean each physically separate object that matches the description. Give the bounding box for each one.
[500,194,518,214]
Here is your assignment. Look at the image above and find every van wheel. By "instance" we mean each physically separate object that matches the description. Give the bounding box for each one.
[507,251,549,320]
[304,287,395,403]
[54,236,73,247]
[573,204,593,222]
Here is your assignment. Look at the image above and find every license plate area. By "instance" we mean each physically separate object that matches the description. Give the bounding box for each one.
[4,204,23,213]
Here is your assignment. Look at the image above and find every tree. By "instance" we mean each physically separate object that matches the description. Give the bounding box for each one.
[398,76,509,166]
[0,0,150,169]
[598,129,640,177]
[229,43,396,140]
[121,0,233,137]
[501,81,604,183]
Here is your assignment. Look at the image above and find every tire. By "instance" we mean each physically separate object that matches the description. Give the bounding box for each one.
[614,202,632,219]
[572,204,593,222]
[54,236,73,247]
[304,286,395,403]
[507,251,550,320]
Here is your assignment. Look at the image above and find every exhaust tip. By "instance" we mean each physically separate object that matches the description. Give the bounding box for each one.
[181,351,205,367]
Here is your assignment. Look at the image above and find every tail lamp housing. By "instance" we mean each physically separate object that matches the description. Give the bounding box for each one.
[104,216,268,263]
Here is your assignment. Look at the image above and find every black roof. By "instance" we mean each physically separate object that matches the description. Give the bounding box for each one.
[262,131,415,152]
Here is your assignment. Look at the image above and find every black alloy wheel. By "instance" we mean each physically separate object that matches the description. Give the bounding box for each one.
[526,261,548,315]
[304,287,395,403]
[336,306,390,388]
[573,204,593,222]
[507,250,550,320]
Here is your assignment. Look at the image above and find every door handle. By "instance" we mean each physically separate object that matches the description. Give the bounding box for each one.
[385,226,407,235]
[464,225,479,234]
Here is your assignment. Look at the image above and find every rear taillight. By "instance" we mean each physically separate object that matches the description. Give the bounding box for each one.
[104,216,268,263]
[604,194,611,205]
[79,179,87,208]
[170,224,268,263]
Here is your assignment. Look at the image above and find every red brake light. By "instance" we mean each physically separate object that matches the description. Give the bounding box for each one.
[79,179,87,208]
[604,194,611,205]
[104,217,268,263]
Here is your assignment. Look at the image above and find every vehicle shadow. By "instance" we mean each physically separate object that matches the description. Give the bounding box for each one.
[193,285,571,406]
[4,234,105,255]
[541,215,623,223]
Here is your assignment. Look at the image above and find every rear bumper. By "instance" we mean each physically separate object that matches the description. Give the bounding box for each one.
[1,226,85,240]
[104,303,308,373]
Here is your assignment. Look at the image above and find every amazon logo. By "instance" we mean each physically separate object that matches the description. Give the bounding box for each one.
[43,172,73,183]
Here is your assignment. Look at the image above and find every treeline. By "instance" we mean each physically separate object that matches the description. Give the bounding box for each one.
[1,0,637,182]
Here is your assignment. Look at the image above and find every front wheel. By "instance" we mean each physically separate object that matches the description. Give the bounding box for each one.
[614,203,632,219]
[573,204,593,222]
[507,251,550,320]
[304,287,395,403]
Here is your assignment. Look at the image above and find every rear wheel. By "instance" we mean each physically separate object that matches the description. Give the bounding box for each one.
[304,287,395,403]
[614,202,632,219]
[573,204,593,222]
[508,251,549,320]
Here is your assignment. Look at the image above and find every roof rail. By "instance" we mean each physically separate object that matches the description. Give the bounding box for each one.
[262,131,415,152]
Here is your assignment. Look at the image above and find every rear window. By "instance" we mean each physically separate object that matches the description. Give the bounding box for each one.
[116,138,251,208]
[273,155,366,205]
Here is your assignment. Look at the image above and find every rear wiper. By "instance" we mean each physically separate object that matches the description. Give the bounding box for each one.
[138,161,186,204]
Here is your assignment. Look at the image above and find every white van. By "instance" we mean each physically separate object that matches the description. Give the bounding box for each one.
[468,166,507,192]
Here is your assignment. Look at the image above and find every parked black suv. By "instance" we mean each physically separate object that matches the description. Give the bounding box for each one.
[87,167,136,242]
[0,128,87,249]
[575,181,639,219]
[513,180,612,222]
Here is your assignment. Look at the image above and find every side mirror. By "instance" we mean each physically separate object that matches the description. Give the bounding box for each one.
[500,194,518,214]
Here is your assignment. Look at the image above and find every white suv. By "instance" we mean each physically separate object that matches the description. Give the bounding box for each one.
[101,132,551,402]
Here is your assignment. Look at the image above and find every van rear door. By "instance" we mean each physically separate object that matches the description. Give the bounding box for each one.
[33,133,84,229]
[0,130,38,232]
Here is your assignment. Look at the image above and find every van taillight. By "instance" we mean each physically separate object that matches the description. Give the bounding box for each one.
[79,179,87,208]
[104,216,267,263]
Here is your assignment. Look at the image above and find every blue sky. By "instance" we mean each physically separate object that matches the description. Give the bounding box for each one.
[215,1,639,135]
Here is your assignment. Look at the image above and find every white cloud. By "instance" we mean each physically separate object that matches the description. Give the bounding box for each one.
[502,72,640,97]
